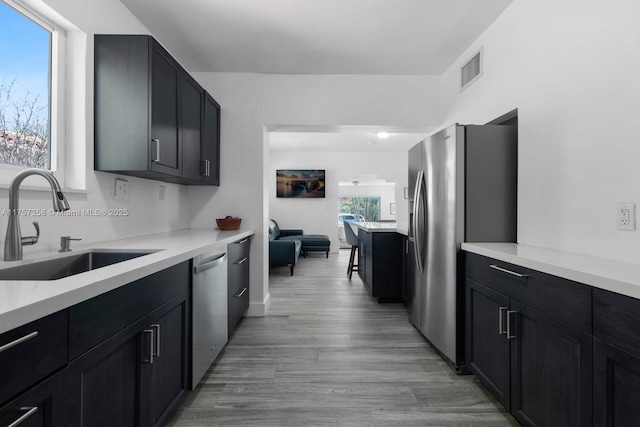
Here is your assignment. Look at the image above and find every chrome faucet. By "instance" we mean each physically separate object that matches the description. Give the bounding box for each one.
[4,169,70,261]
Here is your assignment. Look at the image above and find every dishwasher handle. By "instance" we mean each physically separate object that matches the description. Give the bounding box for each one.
[194,253,227,274]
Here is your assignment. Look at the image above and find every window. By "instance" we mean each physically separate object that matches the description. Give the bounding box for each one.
[0,0,52,169]
[339,196,381,222]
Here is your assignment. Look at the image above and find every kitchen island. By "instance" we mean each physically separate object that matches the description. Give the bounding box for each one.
[352,222,406,302]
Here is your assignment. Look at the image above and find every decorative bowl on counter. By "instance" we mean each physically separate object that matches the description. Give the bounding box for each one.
[216,216,242,230]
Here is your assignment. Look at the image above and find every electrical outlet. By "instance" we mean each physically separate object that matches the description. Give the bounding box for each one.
[159,185,166,201]
[115,178,129,199]
[617,203,636,231]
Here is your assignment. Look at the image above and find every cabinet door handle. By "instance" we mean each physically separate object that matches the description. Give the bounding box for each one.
[506,310,517,339]
[151,324,160,358]
[235,257,248,265]
[235,238,249,245]
[151,139,160,162]
[0,331,38,354]
[143,329,154,364]
[498,306,508,335]
[206,159,211,177]
[234,287,247,298]
[7,407,38,427]
[490,264,529,278]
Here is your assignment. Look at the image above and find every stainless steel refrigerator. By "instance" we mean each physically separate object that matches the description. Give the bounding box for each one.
[407,124,517,372]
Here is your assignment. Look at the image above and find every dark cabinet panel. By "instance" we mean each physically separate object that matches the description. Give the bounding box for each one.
[0,309,68,406]
[95,34,221,186]
[147,292,190,426]
[68,317,148,427]
[150,39,181,175]
[466,279,510,409]
[593,338,640,426]
[228,237,251,333]
[510,301,592,427]
[466,253,591,332]
[180,73,205,182]
[202,92,221,185]
[0,367,69,427]
[357,230,403,302]
[465,252,593,426]
[69,262,189,360]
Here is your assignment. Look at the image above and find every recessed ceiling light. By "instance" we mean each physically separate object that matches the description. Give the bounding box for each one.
[376,132,390,139]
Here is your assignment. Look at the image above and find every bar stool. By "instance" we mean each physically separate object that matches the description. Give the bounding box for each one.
[343,221,359,279]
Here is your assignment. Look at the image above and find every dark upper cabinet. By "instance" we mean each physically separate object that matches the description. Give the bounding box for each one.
[202,92,221,185]
[181,73,205,182]
[150,40,181,175]
[94,34,220,186]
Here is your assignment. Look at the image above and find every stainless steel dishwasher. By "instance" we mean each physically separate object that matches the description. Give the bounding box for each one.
[191,250,228,389]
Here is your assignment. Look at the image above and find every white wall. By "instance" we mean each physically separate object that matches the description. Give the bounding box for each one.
[0,0,188,259]
[269,151,407,253]
[190,73,439,314]
[439,0,640,264]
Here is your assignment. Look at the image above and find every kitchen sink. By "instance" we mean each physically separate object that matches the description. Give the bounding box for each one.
[0,250,160,280]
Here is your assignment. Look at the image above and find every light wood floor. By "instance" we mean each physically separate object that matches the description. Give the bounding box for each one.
[167,250,519,426]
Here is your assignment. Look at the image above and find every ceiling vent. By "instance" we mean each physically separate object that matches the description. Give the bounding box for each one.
[460,48,483,91]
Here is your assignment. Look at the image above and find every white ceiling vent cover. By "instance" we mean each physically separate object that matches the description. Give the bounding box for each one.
[460,48,483,91]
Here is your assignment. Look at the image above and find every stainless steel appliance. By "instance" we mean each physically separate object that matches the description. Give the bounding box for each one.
[408,124,517,372]
[192,251,228,388]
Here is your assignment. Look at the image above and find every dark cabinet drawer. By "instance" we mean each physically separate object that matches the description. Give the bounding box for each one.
[69,262,189,359]
[594,288,640,356]
[466,253,591,332]
[228,236,250,262]
[0,310,68,406]
[0,367,69,426]
[229,284,249,332]
[229,257,249,294]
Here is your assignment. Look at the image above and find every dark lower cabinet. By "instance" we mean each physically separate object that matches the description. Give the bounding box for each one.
[593,288,640,426]
[466,252,592,427]
[68,290,189,427]
[68,317,147,427]
[228,236,251,334]
[357,229,403,302]
[0,368,69,427]
[510,301,592,427]
[466,279,510,409]
[593,338,640,426]
[147,293,190,426]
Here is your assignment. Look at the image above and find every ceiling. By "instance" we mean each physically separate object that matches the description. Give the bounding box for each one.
[120,0,512,151]
[270,130,427,153]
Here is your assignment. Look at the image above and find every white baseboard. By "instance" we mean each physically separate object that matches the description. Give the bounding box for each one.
[246,293,271,317]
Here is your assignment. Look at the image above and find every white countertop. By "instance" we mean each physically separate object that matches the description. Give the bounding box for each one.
[353,222,408,235]
[0,228,254,334]
[462,242,640,300]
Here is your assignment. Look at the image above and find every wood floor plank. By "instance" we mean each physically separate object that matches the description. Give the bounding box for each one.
[167,249,518,425]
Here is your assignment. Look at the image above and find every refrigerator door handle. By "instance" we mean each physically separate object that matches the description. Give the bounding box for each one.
[413,170,425,272]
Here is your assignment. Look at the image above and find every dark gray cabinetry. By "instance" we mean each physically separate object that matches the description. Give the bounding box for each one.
[0,310,69,426]
[357,230,403,302]
[228,236,251,333]
[202,92,221,185]
[67,262,190,427]
[181,73,205,183]
[95,35,220,186]
[466,253,592,427]
[0,367,69,427]
[593,288,640,426]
